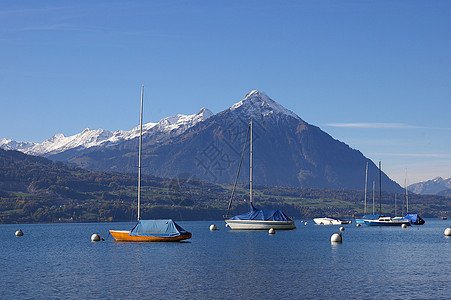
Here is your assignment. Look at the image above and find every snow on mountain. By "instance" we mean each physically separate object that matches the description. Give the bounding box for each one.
[1,90,300,157]
[408,176,451,195]
[1,108,214,156]
[0,138,35,151]
[153,107,214,134]
[228,90,300,120]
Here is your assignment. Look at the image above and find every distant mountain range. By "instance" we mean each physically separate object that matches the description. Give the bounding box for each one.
[1,90,403,192]
[1,108,214,156]
[408,177,451,195]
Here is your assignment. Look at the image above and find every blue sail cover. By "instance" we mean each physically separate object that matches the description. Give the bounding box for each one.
[229,203,292,221]
[404,214,425,225]
[130,219,188,237]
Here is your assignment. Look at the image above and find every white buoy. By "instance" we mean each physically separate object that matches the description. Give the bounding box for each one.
[445,228,451,236]
[349,220,352,224]
[401,224,407,229]
[304,221,308,225]
[210,224,218,231]
[339,226,345,231]
[268,228,276,234]
[15,229,23,237]
[331,232,342,243]
[91,233,101,242]
[356,223,361,227]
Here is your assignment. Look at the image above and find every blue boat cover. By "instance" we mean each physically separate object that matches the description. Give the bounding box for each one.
[130,219,188,237]
[229,203,292,221]
[362,214,379,220]
[404,214,425,225]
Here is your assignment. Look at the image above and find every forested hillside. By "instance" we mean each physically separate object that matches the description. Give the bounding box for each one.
[0,149,448,223]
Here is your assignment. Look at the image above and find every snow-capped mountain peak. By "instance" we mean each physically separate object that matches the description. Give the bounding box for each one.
[0,138,35,151]
[408,176,451,195]
[1,107,214,157]
[155,107,213,132]
[229,90,300,120]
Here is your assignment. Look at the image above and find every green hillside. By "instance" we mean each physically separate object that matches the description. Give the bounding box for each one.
[0,149,449,223]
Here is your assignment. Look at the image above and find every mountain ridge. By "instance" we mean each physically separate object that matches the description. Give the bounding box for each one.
[408,177,451,195]
[1,108,214,156]
[1,90,403,192]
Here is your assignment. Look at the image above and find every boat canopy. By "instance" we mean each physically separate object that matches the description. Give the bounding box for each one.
[362,214,379,219]
[229,203,292,221]
[404,214,425,225]
[130,219,188,237]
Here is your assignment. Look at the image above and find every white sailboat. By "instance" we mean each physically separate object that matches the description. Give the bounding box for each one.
[355,161,378,224]
[364,162,410,226]
[224,120,296,230]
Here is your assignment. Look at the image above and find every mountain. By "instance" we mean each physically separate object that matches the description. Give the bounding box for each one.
[1,90,402,192]
[0,108,213,157]
[437,189,451,197]
[408,177,451,195]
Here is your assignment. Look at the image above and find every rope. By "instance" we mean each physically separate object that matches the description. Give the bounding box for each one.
[225,121,251,219]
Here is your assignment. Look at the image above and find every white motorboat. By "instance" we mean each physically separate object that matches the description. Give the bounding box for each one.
[313,217,349,225]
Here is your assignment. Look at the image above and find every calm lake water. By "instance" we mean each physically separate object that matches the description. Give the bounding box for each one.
[1,219,449,299]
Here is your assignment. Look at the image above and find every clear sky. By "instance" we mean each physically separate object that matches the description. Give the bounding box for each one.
[1,1,450,185]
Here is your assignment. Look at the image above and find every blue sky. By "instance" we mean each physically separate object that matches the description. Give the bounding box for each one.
[1,1,450,185]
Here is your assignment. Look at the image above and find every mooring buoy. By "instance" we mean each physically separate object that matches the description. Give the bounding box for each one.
[210,224,218,231]
[91,233,101,242]
[268,228,276,234]
[445,227,451,236]
[15,229,23,237]
[339,226,345,231]
[331,232,342,243]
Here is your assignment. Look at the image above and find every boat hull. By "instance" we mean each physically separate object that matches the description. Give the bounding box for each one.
[225,220,296,230]
[363,219,411,226]
[313,218,349,225]
[109,230,192,242]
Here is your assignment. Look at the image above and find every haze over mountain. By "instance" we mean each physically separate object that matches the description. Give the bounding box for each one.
[1,90,403,192]
[408,177,451,195]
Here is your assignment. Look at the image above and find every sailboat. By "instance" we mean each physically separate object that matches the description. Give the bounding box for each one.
[109,86,192,242]
[356,161,379,224]
[364,162,411,226]
[402,169,425,225]
[224,120,296,230]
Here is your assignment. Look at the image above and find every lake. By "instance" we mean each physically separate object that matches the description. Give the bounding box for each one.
[1,219,449,299]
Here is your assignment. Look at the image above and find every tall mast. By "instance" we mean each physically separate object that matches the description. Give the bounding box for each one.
[250,119,253,206]
[405,168,409,214]
[364,162,368,214]
[372,181,375,215]
[379,161,382,217]
[395,193,397,217]
[137,85,144,221]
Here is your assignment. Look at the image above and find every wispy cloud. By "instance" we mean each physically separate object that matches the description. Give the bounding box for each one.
[370,153,451,159]
[324,123,422,129]
[15,23,74,32]
[325,123,451,130]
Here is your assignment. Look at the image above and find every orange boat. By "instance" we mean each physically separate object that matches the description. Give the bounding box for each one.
[109,230,191,242]
[109,86,191,242]
[110,220,192,242]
